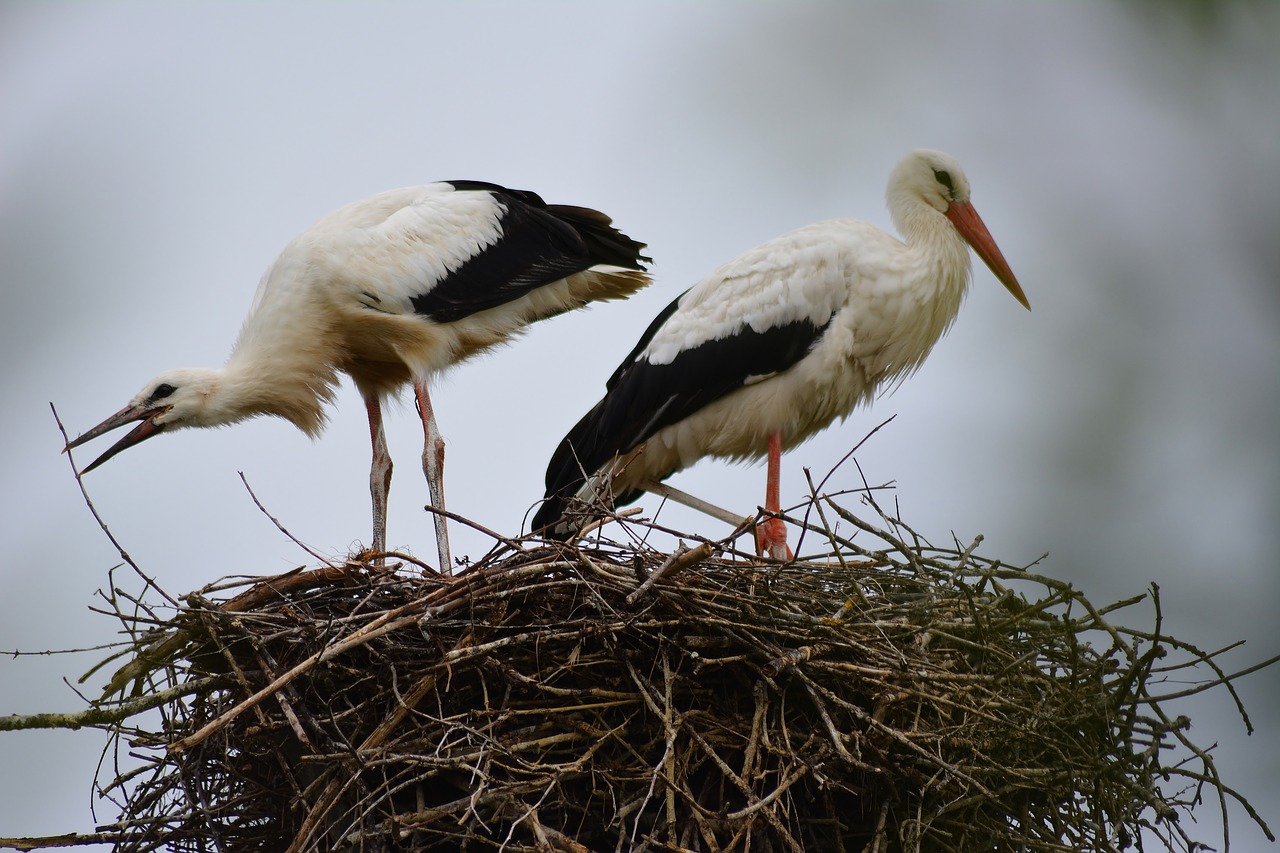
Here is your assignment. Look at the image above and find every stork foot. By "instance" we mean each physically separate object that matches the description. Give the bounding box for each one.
[755,516,793,561]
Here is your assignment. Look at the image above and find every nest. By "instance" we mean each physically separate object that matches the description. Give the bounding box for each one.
[15,496,1276,852]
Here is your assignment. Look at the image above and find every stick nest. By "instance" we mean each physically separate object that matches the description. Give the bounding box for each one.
[60,502,1274,852]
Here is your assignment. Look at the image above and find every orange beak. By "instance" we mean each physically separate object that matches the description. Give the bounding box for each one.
[945,200,1030,311]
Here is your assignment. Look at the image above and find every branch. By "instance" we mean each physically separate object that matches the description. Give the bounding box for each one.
[0,677,221,732]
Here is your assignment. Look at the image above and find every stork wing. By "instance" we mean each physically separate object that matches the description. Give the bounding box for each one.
[535,236,843,530]
[412,183,649,322]
[345,182,649,323]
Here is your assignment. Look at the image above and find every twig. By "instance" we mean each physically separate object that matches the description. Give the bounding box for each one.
[237,471,336,567]
[809,416,897,500]
[52,402,179,609]
[626,542,714,605]
[2,643,125,657]
[1147,652,1280,703]
[571,505,644,541]
[640,479,753,529]
[424,503,525,556]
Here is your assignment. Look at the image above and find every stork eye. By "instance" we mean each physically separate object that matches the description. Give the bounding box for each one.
[151,383,177,401]
[933,169,955,195]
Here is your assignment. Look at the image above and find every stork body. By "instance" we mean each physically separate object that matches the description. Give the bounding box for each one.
[533,150,1027,556]
[66,181,650,570]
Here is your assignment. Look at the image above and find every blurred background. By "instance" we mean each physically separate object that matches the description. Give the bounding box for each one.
[2,2,1277,848]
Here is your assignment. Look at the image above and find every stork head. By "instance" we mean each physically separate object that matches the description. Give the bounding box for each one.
[890,149,975,214]
[64,368,225,473]
[889,149,1030,311]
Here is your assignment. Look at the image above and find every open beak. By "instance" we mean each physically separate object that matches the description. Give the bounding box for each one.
[945,200,1030,311]
[64,404,169,474]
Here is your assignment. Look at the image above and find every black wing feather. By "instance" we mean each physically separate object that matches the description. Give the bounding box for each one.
[533,305,830,534]
[409,182,649,324]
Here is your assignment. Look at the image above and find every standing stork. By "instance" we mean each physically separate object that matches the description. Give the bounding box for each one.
[65,181,650,571]
[533,150,1028,558]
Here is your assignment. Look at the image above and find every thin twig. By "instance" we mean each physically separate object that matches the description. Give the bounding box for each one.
[237,471,336,567]
[52,402,179,609]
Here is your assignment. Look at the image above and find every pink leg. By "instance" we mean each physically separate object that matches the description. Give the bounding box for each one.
[364,393,391,557]
[414,379,452,575]
[756,431,792,560]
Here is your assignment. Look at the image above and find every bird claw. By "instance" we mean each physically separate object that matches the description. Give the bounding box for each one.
[755,517,793,561]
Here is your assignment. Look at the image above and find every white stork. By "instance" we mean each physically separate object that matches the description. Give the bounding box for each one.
[65,181,650,571]
[533,150,1028,558]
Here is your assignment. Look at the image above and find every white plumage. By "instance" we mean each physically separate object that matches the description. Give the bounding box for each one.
[66,181,650,571]
[534,150,1028,557]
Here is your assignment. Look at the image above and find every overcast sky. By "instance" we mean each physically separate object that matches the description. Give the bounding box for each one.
[2,3,1277,848]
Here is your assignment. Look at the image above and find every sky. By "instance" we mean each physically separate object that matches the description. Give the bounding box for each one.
[2,2,1278,849]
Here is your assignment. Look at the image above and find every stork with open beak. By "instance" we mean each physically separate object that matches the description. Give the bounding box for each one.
[67,181,651,571]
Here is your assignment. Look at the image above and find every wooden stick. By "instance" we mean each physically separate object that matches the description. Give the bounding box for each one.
[626,541,715,605]
[640,479,752,528]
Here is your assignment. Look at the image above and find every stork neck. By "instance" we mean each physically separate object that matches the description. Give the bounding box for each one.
[895,197,960,249]
[219,348,335,437]
[896,204,967,284]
